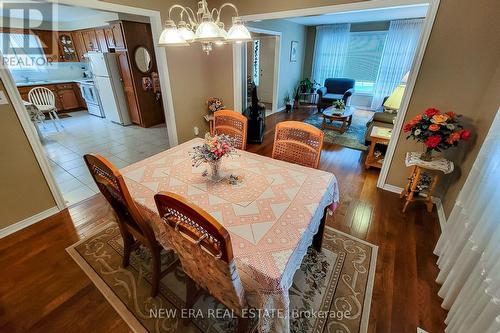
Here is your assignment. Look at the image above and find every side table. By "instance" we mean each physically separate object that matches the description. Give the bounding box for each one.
[365,126,392,169]
[400,152,454,213]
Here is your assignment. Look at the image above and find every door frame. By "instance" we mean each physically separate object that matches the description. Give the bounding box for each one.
[1,0,179,210]
[246,27,281,115]
[233,0,440,191]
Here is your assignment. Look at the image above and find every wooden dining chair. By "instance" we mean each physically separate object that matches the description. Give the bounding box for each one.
[272,121,324,169]
[214,109,248,150]
[154,192,254,333]
[83,154,177,297]
[28,86,63,131]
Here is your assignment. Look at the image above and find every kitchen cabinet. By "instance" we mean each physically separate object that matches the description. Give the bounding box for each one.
[82,29,99,52]
[104,28,115,48]
[18,83,84,112]
[71,31,87,61]
[95,29,108,52]
[116,51,141,124]
[110,22,126,49]
[57,33,78,62]
[57,84,80,110]
[34,30,60,62]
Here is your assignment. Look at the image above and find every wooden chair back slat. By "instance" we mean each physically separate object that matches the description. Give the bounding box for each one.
[28,87,55,108]
[214,109,248,150]
[272,121,324,168]
[83,154,156,244]
[154,192,245,312]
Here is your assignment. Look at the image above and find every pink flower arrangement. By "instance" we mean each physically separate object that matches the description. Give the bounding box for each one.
[191,133,237,167]
[404,108,471,154]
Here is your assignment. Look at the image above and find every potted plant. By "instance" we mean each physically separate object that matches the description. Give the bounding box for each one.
[403,108,471,161]
[284,94,293,112]
[298,78,319,93]
[332,100,345,112]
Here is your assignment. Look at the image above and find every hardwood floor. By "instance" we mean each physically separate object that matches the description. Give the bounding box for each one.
[0,107,447,333]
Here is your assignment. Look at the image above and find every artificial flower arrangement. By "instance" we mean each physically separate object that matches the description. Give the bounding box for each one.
[403,108,471,161]
[332,99,345,110]
[191,133,237,181]
[207,97,224,113]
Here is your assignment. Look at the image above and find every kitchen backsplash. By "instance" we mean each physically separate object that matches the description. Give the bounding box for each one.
[11,62,88,84]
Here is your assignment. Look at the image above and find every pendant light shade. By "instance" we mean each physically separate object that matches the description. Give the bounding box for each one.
[227,17,251,42]
[158,20,188,46]
[194,19,226,42]
[178,21,195,42]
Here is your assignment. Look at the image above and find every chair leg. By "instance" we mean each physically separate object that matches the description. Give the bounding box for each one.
[122,232,134,268]
[150,245,161,297]
[47,112,59,131]
[52,110,64,129]
[237,316,252,333]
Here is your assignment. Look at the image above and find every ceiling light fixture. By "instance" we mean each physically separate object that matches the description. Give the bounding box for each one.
[158,0,252,54]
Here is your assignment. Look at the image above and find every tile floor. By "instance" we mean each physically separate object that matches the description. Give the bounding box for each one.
[40,111,169,206]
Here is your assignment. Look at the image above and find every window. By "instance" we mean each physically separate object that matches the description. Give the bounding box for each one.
[343,31,387,94]
[0,33,46,69]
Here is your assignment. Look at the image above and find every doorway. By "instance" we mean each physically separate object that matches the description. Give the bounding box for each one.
[0,0,177,209]
[243,28,281,116]
[233,0,439,190]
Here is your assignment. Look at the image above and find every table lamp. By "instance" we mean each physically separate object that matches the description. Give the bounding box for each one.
[384,71,409,111]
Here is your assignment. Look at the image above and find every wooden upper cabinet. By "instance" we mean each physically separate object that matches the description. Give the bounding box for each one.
[104,28,115,48]
[82,29,99,52]
[57,33,78,62]
[71,31,86,61]
[34,30,60,62]
[95,29,108,52]
[110,22,126,49]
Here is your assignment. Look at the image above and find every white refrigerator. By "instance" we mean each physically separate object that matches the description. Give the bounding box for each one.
[86,52,131,125]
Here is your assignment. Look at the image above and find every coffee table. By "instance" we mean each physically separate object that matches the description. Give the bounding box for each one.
[321,106,355,133]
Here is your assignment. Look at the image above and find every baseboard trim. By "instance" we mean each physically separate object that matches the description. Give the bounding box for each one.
[382,184,446,230]
[382,184,403,194]
[0,206,60,239]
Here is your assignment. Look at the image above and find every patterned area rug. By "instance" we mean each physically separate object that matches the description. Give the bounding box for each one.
[304,109,374,151]
[67,223,377,333]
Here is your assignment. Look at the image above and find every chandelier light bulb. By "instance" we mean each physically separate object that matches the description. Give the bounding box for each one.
[158,20,189,46]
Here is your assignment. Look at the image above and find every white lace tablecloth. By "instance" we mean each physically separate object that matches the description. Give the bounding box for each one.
[405,152,454,174]
[120,138,340,332]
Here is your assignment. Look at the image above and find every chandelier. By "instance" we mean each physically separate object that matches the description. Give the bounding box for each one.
[158,0,252,54]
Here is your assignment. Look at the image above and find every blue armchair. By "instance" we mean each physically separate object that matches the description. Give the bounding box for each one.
[317,78,355,112]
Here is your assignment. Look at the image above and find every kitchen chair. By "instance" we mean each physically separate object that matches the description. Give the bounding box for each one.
[154,192,254,333]
[272,121,324,169]
[28,86,64,131]
[84,154,177,297]
[214,109,248,150]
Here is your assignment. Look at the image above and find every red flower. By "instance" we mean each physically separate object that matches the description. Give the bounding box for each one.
[446,111,457,118]
[424,108,440,117]
[429,124,440,131]
[425,135,442,148]
[403,123,414,133]
[460,129,471,140]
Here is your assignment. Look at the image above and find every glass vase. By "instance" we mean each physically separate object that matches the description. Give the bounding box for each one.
[207,159,223,182]
[420,149,433,162]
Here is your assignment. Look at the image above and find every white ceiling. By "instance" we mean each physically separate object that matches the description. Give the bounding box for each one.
[0,2,111,22]
[284,4,429,26]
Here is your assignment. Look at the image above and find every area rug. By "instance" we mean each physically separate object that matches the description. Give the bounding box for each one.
[304,109,374,151]
[67,223,377,333]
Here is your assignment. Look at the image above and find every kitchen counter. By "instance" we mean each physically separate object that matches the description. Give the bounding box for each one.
[16,79,93,87]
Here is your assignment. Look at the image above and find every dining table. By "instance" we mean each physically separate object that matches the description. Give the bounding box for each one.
[120,138,339,333]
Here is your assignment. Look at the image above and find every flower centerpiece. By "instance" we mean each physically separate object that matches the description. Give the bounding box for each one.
[332,99,345,111]
[403,108,471,161]
[191,133,237,181]
[207,97,224,113]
